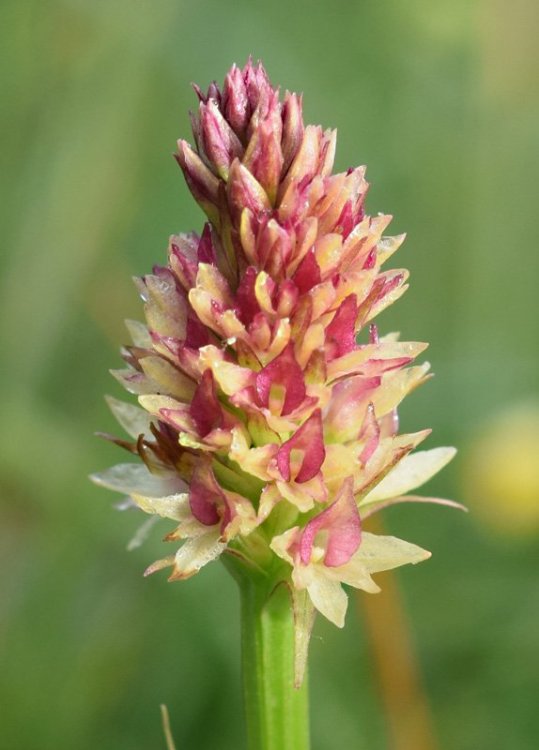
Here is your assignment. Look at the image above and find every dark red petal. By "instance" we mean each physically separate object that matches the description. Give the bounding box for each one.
[189,463,222,526]
[185,315,211,349]
[292,249,322,295]
[189,370,223,436]
[235,267,260,326]
[197,223,217,265]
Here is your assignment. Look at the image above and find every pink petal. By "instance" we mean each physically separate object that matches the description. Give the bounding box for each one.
[227,159,271,220]
[243,118,284,203]
[281,92,304,172]
[325,376,381,443]
[325,294,358,359]
[256,219,292,274]
[256,343,306,415]
[199,99,244,178]
[169,236,198,289]
[276,409,325,483]
[335,200,355,239]
[222,64,249,135]
[175,140,220,210]
[299,477,361,567]
[244,59,273,114]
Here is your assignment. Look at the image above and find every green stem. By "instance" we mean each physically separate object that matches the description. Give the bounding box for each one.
[236,570,310,750]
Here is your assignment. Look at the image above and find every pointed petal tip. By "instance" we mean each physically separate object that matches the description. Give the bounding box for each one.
[144,555,175,577]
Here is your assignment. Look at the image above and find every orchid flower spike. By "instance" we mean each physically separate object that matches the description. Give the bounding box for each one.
[92,59,460,685]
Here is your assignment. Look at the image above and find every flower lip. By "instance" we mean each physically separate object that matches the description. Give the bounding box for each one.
[298,478,361,567]
[276,409,326,483]
[255,343,306,416]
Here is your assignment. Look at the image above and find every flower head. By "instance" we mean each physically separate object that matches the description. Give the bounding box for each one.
[92,59,460,678]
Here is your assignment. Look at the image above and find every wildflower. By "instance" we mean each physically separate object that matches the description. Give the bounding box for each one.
[92,59,460,677]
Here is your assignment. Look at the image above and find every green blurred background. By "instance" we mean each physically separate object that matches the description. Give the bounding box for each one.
[1,1,538,748]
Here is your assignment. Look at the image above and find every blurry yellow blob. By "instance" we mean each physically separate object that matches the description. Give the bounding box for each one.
[463,401,539,536]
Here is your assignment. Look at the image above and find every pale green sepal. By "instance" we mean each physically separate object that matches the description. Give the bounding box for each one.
[292,587,316,688]
[361,446,457,504]
[105,395,153,439]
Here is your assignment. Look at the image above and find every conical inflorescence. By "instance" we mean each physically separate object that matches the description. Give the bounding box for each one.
[92,60,459,655]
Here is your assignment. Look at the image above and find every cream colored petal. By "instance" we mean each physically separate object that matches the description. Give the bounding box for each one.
[269,526,300,566]
[129,491,189,521]
[377,233,406,264]
[196,263,234,307]
[326,341,428,382]
[254,271,276,315]
[200,352,254,395]
[274,480,317,513]
[357,430,430,488]
[362,446,457,504]
[229,427,277,481]
[365,271,409,321]
[324,559,380,593]
[322,444,361,492]
[258,318,291,365]
[139,394,199,438]
[188,288,229,336]
[372,363,431,416]
[304,568,348,628]
[220,309,248,340]
[295,322,325,369]
[221,490,259,540]
[352,531,431,574]
[309,281,337,321]
[314,234,343,277]
[332,269,376,309]
[169,531,226,580]
[137,394,184,412]
[144,555,176,576]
